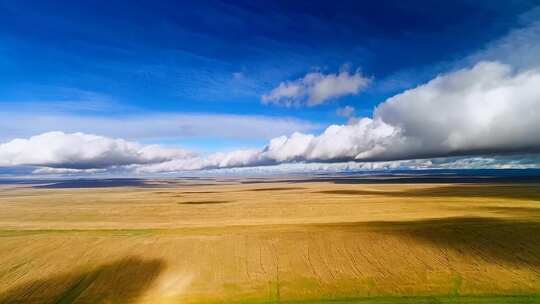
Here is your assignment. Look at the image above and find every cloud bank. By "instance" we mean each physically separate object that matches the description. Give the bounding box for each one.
[3,60,540,174]
[262,69,370,107]
[0,131,193,169]
[139,60,540,172]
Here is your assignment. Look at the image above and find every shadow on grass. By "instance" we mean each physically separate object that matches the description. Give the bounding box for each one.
[33,178,149,189]
[0,257,165,304]
[369,217,540,268]
[244,187,306,192]
[179,191,220,194]
[477,206,540,217]
[179,200,233,205]
[319,184,540,201]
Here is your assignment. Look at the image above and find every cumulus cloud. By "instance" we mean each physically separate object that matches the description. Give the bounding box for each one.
[6,17,540,175]
[0,131,193,169]
[137,60,540,173]
[262,61,540,163]
[5,59,540,175]
[261,69,370,107]
[372,61,540,159]
[134,149,264,173]
[32,167,108,175]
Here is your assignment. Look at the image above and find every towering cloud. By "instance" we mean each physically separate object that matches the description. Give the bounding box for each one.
[262,69,370,107]
[371,61,540,160]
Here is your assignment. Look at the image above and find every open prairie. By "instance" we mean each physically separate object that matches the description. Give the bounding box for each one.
[1,178,540,303]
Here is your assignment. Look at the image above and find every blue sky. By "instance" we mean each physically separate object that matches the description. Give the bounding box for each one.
[2,1,540,174]
[2,1,535,119]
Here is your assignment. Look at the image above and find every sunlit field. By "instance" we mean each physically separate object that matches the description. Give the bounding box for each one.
[1,179,540,303]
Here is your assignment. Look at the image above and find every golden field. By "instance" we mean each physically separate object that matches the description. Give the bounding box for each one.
[1,179,540,303]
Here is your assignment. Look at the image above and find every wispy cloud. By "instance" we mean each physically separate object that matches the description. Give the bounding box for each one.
[467,18,540,70]
[336,105,355,117]
[0,112,320,142]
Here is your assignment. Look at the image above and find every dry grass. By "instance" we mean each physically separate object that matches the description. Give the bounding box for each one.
[0,181,539,303]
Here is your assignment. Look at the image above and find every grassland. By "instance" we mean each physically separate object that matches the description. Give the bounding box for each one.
[0,180,539,303]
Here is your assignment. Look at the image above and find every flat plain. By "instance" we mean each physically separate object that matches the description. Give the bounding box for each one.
[1,178,540,303]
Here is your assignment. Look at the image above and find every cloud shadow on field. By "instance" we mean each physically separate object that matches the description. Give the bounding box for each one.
[33,178,150,189]
[179,200,233,205]
[477,206,540,217]
[244,187,306,192]
[0,257,165,304]
[367,217,540,268]
[178,191,220,194]
[318,184,540,201]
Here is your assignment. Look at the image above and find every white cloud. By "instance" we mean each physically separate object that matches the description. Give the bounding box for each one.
[303,61,540,162]
[372,61,540,160]
[262,69,370,107]
[4,60,540,175]
[32,167,108,175]
[135,149,264,173]
[197,155,540,175]
[0,131,193,169]
[6,18,540,175]
[139,60,540,173]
